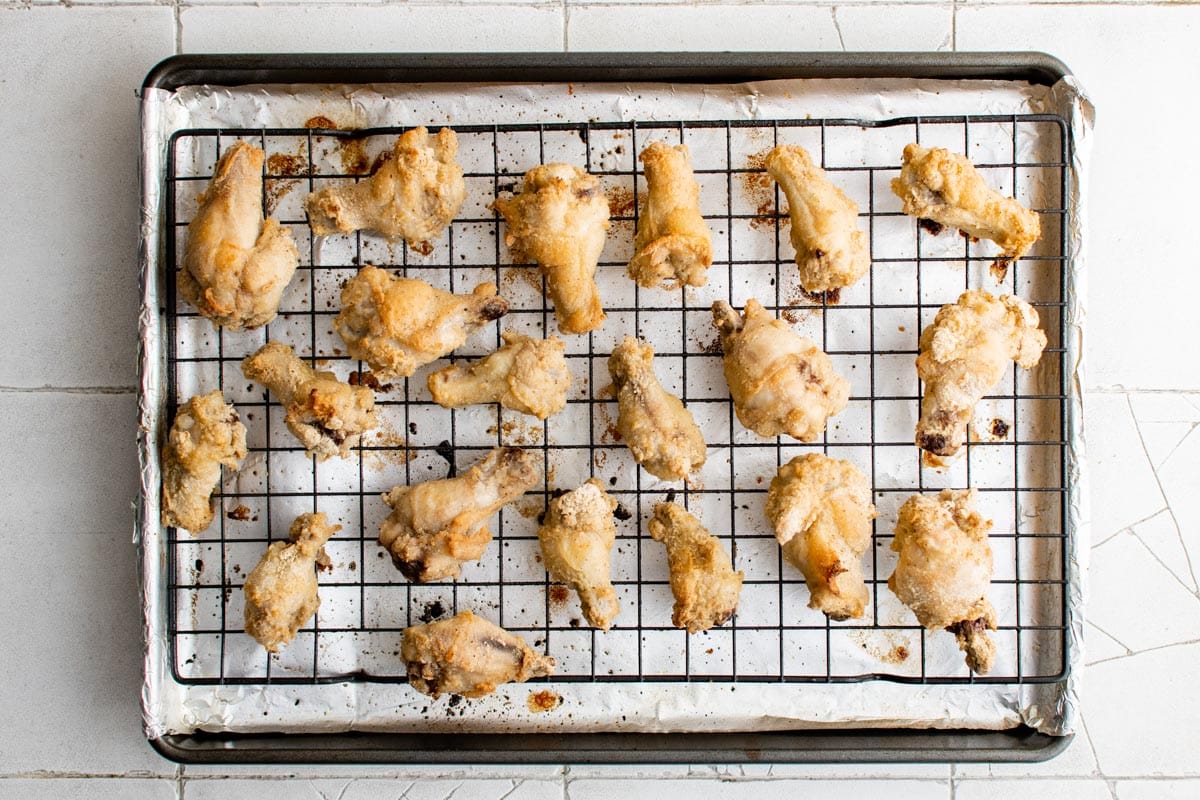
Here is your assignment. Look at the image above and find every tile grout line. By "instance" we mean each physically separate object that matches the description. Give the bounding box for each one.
[562,0,568,52]
[174,0,182,55]
[0,385,136,395]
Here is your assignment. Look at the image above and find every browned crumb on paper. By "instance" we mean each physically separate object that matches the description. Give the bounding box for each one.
[990,257,1013,283]
[527,690,562,713]
[606,186,637,218]
[548,584,570,606]
[742,149,781,231]
[348,370,394,393]
[795,286,842,306]
[337,136,372,176]
[304,115,339,130]
[227,504,253,522]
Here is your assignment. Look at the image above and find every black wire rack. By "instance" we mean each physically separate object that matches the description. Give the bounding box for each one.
[163,114,1070,689]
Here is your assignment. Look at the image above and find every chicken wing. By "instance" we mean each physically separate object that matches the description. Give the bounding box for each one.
[891,143,1041,262]
[180,141,299,330]
[428,331,571,420]
[712,299,849,441]
[889,489,997,674]
[242,341,377,460]
[243,512,339,652]
[379,447,541,582]
[537,478,621,630]
[305,126,466,254]
[916,290,1047,457]
[334,266,509,381]
[402,610,556,698]
[765,144,870,293]
[627,141,713,290]
[765,454,877,621]
[648,502,743,633]
[493,163,610,334]
[608,336,706,481]
[161,390,247,534]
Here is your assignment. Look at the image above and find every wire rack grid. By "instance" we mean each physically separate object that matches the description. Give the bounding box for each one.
[162,113,1071,690]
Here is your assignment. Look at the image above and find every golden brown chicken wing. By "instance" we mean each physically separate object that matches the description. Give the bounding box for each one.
[648,502,743,633]
[764,144,870,293]
[379,447,541,582]
[889,489,997,674]
[305,126,466,254]
[334,266,509,381]
[916,290,1047,457]
[161,390,248,534]
[402,610,556,698]
[493,163,610,334]
[609,336,706,482]
[242,341,377,461]
[765,453,877,621]
[537,478,621,630]
[427,331,571,420]
[627,141,713,290]
[180,141,299,330]
[243,512,339,652]
[712,299,849,441]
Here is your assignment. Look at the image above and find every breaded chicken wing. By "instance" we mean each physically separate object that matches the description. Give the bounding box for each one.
[627,141,713,290]
[648,502,743,633]
[609,337,706,482]
[402,610,556,698]
[916,290,1047,457]
[379,447,541,582]
[180,141,299,330]
[765,454,877,621]
[243,512,339,652]
[537,479,621,630]
[161,390,248,534]
[242,341,377,461]
[765,145,870,293]
[892,143,1041,262]
[712,299,849,441]
[889,489,997,674]
[334,266,509,381]
[493,164,610,334]
[305,126,466,254]
[428,331,571,420]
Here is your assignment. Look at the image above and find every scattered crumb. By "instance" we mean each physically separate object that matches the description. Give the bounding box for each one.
[304,115,338,130]
[527,690,562,713]
[227,505,253,522]
[418,600,446,624]
[548,584,569,606]
[606,186,637,218]
[990,257,1012,283]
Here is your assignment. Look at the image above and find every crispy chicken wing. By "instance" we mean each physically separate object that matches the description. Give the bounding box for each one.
[648,502,743,633]
[242,341,377,460]
[765,454,877,620]
[161,390,248,534]
[537,479,621,630]
[609,337,706,481]
[916,290,1047,456]
[243,512,339,652]
[334,266,509,381]
[180,141,299,330]
[712,299,850,441]
[889,489,997,674]
[892,143,1041,262]
[379,447,541,582]
[493,163,610,334]
[627,141,713,290]
[765,144,870,293]
[305,126,466,254]
[428,331,571,420]
[402,610,556,698]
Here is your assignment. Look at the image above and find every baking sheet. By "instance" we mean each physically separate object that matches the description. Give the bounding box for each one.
[138,76,1092,739]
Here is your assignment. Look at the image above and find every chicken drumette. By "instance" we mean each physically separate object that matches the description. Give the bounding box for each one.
[537,478,621,630]
[765,454,877,621]
[648,502,743,634]
[334,266,509,381]
[889,489,997,674]
[379,447,540,582]
[712,299,849,441]
[428,331,571,420]
[493,163,610,334]
[305,126,466,254]
[402,610,556,698]
[180,141,299,330]
[916,290,1046,457]
[243,512,339,652]
[627,141,713,290]
[161,390,248,534]
[242,341,377,460]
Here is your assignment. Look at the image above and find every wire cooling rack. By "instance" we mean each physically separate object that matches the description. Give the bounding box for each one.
[163,115,1070,689]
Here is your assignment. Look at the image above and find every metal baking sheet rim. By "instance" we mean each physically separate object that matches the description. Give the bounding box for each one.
[135,53,1093,756]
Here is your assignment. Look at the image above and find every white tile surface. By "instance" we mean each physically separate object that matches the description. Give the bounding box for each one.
[954,779,1113,800]
[183,778,562,799]
[1115,780,1200,799]
[567,5,840,50]
[1082,393,1165,541]
[0,780,177,799]
[566,779,949,799]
